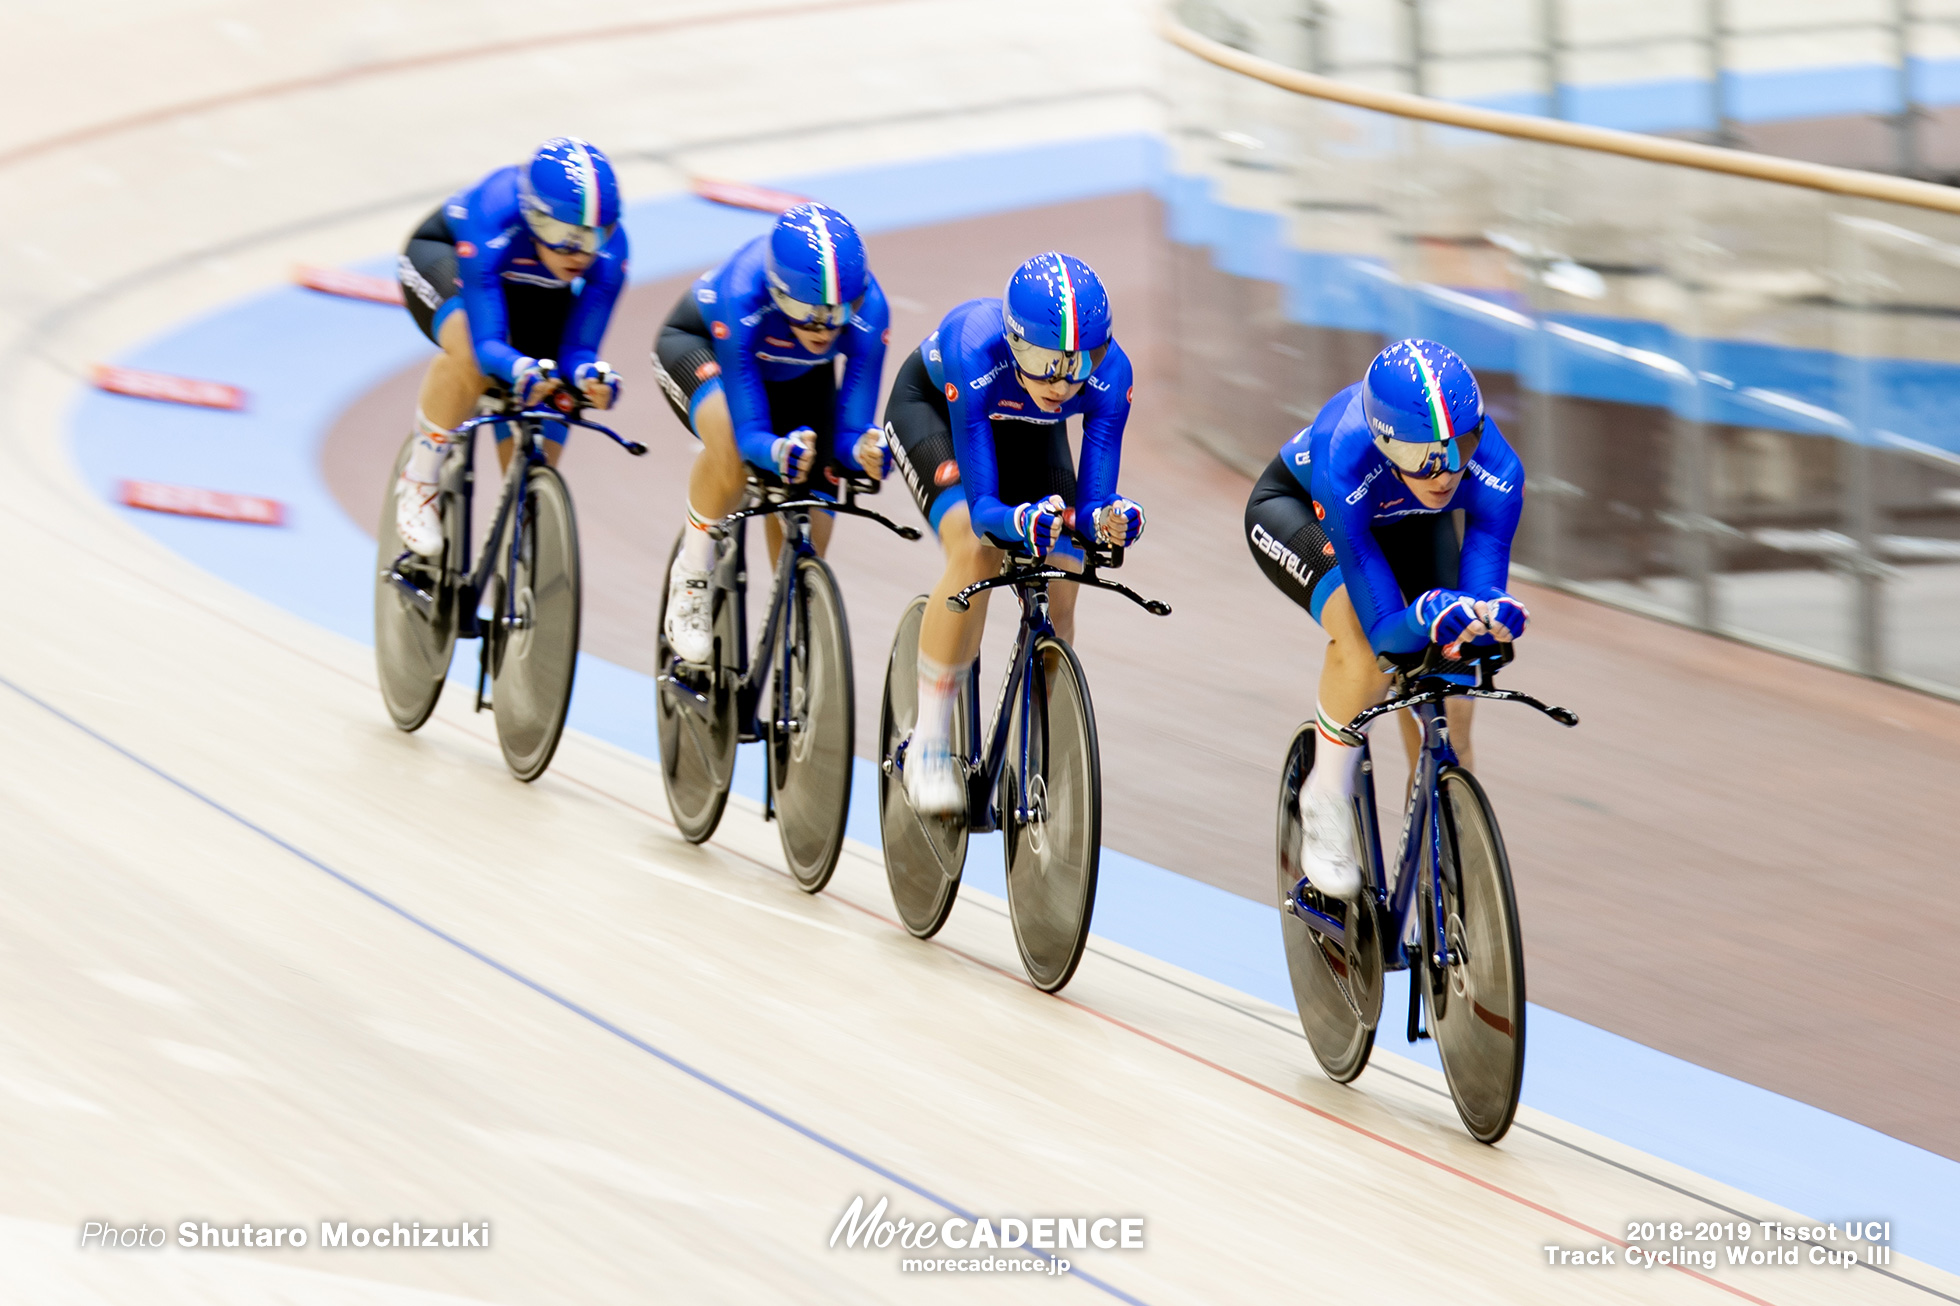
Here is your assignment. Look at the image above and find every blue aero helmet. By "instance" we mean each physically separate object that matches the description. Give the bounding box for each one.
[517,137,621,255]
[1360,339,1485,478]
[1002,252,1112,382]
[765,203,869,328]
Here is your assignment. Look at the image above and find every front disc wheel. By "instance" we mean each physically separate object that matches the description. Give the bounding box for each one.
[1003,637,1100,994]
[770,557,854,893]
[491,466,580,782]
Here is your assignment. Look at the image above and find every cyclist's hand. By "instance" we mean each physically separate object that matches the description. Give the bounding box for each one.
[573,361,621,410]
[1011,494,1068,556]
[1475,588,1529,642]
[771,427,818,483]
[512,357,560,409]
[1093,496,1146,547]
[1414,588,1485,653]
[852,425,894,481]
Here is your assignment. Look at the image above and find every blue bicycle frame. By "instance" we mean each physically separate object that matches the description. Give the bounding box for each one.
[940,541,1170,834]
[1282,646,1575,1021]
[663,471,919,805]
[382,400,642,709]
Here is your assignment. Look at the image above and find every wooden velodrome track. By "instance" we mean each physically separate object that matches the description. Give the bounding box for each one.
[6,1,1958,1301]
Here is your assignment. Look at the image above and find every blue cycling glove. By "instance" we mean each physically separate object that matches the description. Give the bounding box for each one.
[1011,495,1069,555]
[770,427,817,483]
[572,360,621,410]
[511,357,558,408]
[1476,588,1529,641]
[1412,589,1483,648]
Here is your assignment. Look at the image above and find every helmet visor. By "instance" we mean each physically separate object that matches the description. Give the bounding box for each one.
[1376,421,1482,478]
[1008,334,1107,383]
[767,283,858,328]
[524,209,614,255]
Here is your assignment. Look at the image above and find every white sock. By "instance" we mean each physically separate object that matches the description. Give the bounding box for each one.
[402,408,452,484]
[677,502,718,576]
[914,653,961,754]
[1303,700,1363,805]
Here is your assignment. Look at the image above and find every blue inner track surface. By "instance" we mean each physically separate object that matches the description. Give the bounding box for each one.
[68,134,1960,1275]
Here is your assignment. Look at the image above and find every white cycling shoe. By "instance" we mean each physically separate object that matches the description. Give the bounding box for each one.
[395,474,444,558]
[664,562,715,665]
[904,738,966,817]
[1297,786,1363,899]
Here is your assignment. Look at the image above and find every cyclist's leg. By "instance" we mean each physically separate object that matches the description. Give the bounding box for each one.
[1373,513,1475,771]
[396,220,485,555]
[1245,455,1379,893]
[756,365,840,562]
[497,280,577,473]
[1015,422,1082,644]
[886,347,988,812]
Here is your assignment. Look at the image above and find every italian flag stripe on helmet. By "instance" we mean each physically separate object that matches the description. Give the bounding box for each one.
[1410,345,1454,442]
[809,207,839,304]
[1055,253,1078,351]
[569,140,599,227]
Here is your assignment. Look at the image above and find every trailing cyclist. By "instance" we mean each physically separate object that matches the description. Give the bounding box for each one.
[393,137,629,556]
[886,252,1148,816]
[654,202,893,665]
[1244,339,1528,898]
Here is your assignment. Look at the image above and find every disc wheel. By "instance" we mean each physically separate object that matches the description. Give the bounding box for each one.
[1276,722,1382,1083]
[1424,766,1527,1143]
[374,434,457,732]
[1003,637,1100,994]
[769,556,854,893]
[490,465,580,782]
[878,596,969,938]
[656,531,740,843]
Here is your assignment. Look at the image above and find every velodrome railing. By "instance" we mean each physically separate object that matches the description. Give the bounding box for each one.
[1165,5,1960,697]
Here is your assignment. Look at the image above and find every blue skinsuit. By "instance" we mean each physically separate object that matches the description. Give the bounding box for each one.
[923,297,1135,546]
[691,235,891,472]
[442,166,628,384]
[1283,383,1525,654]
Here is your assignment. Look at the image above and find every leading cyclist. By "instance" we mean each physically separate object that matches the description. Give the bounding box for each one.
[886,252,1147,815]
[1244,339,1528,898]
[654,202,892,664]
[393,137,628,555]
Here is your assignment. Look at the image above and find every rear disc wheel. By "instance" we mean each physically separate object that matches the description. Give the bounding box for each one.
[1003,638,1099,994]
[878,596,969,938]
[656,531,740,843]
[374,434,457,732]
[1276,723,1381,1083]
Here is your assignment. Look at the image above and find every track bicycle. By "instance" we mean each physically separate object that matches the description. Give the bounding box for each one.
[879,533,1170,993]
[375,388,645,781]
[1277,641,1576,1143]
[655,467,919,891]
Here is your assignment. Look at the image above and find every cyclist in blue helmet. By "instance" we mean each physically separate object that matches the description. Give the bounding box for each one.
[1244,338,1529,897]
[884,252,1148,815]
[393,137,628,556]
[653,201,892,663]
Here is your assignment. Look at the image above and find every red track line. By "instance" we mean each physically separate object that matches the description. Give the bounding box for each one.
[0,0,919,171]
[19,512,1781,1305]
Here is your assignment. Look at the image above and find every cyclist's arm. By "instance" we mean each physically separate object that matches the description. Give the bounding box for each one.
[452,212,525,384]
[1457,427,1525,593]
[1311,462,1432,654]
[832,280,891,467]
[1072,345,1134,519]
[949,383,1017,546]
[710,293,783,470]
[553,233,629,375]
